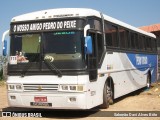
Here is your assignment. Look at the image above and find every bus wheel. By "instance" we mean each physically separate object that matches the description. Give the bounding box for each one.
[100,83,109,109]
[147,73,151,88]
[107,84,114,105]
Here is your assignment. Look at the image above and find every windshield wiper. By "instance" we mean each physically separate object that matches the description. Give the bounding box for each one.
[21,54,39,77]
[21,63,33,77]
[44,59,62,77]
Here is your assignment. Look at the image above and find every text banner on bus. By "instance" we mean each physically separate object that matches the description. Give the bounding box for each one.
[10,19,84,33]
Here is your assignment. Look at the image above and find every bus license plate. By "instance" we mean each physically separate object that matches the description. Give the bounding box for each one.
[30,102,52,107]
[34,96,47,102]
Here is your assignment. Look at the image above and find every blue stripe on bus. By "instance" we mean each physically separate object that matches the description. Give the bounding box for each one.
[127,53,157,83]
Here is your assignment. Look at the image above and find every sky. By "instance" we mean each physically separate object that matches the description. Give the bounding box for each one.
[0,0,160,55]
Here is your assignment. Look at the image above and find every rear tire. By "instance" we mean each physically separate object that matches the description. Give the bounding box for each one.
[147,73,151,88]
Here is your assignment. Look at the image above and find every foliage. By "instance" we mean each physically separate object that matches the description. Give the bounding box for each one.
[0,68,3,80]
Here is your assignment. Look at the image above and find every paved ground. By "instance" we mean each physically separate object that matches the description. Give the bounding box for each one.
[0,81,160,120]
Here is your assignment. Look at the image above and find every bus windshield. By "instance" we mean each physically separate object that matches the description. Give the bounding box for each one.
[9,30,86,75]
[42,31,86,71]
[10,34,41,63]
[43,31,82,60]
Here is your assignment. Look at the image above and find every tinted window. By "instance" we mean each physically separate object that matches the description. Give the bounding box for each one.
[97,33,103,62]
[88,19,102,32]
[105,23,119,47]
[135,33,139,49]
[130,32,135,49]
[139,35,145,51]
[43,31,81,54]
[10,34,41,62]
[119,27,129,49]
[146,37,152,51]
[152,39,157,52]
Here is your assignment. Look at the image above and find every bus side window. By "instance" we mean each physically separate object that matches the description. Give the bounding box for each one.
[105,22,119,48]
[139,35,145,51]
[146,37,152,51]
[130,32,135,49]
[97,33,103,64]
[112,25,119,47]
[88,32,98,82]
[119,27,128,49]
[152,39,157,52]
[88,32,97,58]
[87,19,102,32]
[126,31,130,49]
[135,33,139,49]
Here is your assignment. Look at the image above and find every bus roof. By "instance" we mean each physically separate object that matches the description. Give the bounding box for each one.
[11,8,156,38]
[11,8,101,22]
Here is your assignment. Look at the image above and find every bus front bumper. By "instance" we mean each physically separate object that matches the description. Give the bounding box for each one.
[7,92,88,109]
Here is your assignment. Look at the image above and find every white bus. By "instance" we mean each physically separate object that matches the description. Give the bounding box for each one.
[3,8,158,109]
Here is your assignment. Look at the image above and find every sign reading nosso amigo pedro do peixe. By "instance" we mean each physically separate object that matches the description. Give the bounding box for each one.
[11,19,84,33]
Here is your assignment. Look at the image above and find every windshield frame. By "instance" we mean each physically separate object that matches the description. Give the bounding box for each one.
[9,32,86,75]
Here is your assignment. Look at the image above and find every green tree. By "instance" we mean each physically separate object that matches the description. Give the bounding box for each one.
[0,68,3,80]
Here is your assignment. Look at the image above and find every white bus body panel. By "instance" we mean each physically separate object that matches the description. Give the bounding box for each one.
[7,75,104,109]
[99,52,157,98]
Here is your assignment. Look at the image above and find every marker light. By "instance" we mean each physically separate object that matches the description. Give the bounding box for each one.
[60,85,84,92]
[77,85,83,91]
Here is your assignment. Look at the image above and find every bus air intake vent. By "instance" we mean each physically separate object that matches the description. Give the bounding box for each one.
[23,84,59,92]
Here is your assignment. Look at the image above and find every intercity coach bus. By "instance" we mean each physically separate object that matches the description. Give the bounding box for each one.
[2,8,158,109]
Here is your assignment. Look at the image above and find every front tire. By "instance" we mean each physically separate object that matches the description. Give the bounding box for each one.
[100,83,109,109]
[107,85,114,105]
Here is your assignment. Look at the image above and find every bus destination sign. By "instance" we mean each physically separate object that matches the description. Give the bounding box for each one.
[11,20,81,33]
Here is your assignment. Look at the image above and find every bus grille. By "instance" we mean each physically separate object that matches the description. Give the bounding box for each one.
[23,84,59,92]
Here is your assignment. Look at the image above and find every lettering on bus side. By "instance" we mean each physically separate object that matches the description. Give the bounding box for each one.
[12,20,77,33]
[136,56,148,65]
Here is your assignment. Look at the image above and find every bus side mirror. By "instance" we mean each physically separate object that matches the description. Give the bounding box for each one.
[2,30,9,57]
[84,36,93,54]
[3,40,7,56]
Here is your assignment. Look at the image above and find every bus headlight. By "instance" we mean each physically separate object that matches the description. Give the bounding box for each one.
[61,85,69,90]
[9,85,15,90]
[59,85,84,92]
[8,84,23,91]
[16,85,22,90]
[70,86,76,90]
